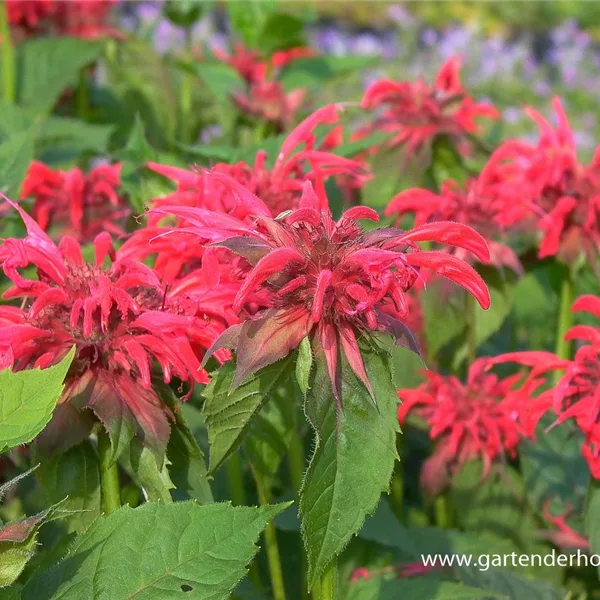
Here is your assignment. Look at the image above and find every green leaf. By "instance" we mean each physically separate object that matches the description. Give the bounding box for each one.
[380,579,507,600]
[190,62,244,101]
[23,500,292,600]
[0,125,37,197]
[300,343,399,586]
[260,13,305,54]
[278,56,334,91]
[14,38,104,115]
[295,337,312,395]
[585,480,600,578]
[329,130,390,159]
[426,134,469,190]
[202,356,294,474]
[0,348,75,453]
[118,440,174,504]
[521,416,588,515]
[164,395,213,504]
[1,584,22,599]
[227,1,277,49]
[34,441,101,534]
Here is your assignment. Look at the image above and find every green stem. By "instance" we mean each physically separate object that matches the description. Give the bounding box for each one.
[287,430,309,600]
[226,451,247,506]
[466,291,477,365]
[312,560,337,600]
[77,68,90,121]
[179,26,193,143]
[433,494,452,529]
[97,428,121,515]
[554,272,575,383]
[255,470,287,600]
[0,0,16,104]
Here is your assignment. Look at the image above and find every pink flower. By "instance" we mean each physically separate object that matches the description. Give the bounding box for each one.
[361,56,499,157]
[491,97,600,264]
[538,502,588,550]
[171,173,491,398]
[398,358,537,497]
[20,161,129,243]
[0,201,229,461]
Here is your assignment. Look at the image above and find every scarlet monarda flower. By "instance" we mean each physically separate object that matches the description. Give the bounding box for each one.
[491,97,600,264]
[398,358,537,497]
[0,201,229,461]
[361,56,499,157]
[174,174,491,398]
[20,161,129,243]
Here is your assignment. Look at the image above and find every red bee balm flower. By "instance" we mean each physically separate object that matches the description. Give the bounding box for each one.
[488,292,600,477]
[492,97,600,264]
[0,201,227,462]
[398,358,536,497]
[361,56,499,157]
[21,161,129,243]
[189,175,491,397]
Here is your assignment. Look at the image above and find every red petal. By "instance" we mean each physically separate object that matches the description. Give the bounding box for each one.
[572,295,600,318]
[339,321,374,399]
[405,251,491,309]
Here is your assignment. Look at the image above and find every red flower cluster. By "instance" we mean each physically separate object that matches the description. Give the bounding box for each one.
[173,172,491,398]
[492,98,600,264]
[20,161,129,243]
[0,201,232,462]
[361,56,499,157]
[125,105,365,281]
[489,296,600,477]
[214,43,314,131]
[398,358,543,497]
[7,0,117,39]
[386,157,526,273]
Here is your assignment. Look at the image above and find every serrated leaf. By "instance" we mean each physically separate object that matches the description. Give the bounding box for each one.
[300,343,399,585]
[0,125,37,197]
[295,337,312,395]
[118,439,174,504]
[14,38,104,115]
[203,356,294,473]
[35,441,101,534]
[0,348,74,453]
[22,500,292,600]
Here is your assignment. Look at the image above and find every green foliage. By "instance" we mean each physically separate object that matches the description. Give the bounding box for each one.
[0,349,74,453]
[202,356,293,474]
[22,501,291,600]
[585,480,600,578]
[0,124,37,197]
[300,343,399,586]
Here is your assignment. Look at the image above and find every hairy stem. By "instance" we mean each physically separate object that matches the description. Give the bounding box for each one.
[0,0,16,104]
[313,560,337,600]
[554,272,575,382]
[97,428,121,515]
[255,469,287,600]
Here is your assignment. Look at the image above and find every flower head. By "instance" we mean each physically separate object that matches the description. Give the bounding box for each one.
[176,174,491,398]
[124,105,364,280]
[398,358,536,497]
[492,97,600,264]
[386,157,526,273]
[361,56,499,157]
[214,43,314,130]
[0,200,230,462]
[20,161,129,243]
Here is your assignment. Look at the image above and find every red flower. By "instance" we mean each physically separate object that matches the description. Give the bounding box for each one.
[20,161,129,244]
[173,173,490,398]
[214,43,314,130]
[52,0,117,38]
[398,358,538,497]
[492,97,600,264]
[386,158,526,273]
[6,0,53,34]
[488,293,600,477]
[0,201,229,462]
[125,105,364,280]
[361,56,499,157]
